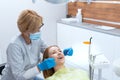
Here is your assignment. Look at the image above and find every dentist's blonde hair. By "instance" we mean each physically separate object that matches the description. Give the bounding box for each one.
[17,9,42,33]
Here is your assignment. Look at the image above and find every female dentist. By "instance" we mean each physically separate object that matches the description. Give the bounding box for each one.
[1,9,73,80]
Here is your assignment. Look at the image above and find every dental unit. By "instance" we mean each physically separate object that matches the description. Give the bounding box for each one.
[84,37,110,80]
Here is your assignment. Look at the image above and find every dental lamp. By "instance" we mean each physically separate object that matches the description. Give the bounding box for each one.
[44,0,92,4]
[32,0,92,4]
[44,0,69,4]
[32,0,36,3]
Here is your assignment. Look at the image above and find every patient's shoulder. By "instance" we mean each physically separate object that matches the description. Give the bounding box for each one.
[45,67,89,80]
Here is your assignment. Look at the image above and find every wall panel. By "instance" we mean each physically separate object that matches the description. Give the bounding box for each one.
[68,2,120,28]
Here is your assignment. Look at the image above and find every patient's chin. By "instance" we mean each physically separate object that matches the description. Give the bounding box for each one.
[57,59,65,65]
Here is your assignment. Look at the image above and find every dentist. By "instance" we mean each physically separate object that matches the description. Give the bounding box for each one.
[1,9,73,80]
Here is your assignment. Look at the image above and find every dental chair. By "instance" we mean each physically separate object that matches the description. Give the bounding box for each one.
[0,65,5,75]
[0,63,6,80]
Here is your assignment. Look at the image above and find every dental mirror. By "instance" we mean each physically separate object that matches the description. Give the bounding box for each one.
[45,0,69,4]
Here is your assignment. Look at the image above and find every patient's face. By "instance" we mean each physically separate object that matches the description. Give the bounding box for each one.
[48,46,65,65]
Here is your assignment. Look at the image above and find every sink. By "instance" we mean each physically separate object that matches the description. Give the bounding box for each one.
[96,25,115,30]
[61,18,77,23]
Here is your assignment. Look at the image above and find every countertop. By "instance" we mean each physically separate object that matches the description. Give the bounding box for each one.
[57,20,120,37]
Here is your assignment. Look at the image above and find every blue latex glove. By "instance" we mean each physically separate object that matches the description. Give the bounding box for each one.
[63,48,73,56]
[34,77,44,80]
[37,58,56,71]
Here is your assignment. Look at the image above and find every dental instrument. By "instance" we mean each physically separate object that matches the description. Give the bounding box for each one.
[83,37,93,80]
[88,37,94,80]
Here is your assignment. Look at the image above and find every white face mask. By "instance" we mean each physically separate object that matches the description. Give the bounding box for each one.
[29,32,41,40]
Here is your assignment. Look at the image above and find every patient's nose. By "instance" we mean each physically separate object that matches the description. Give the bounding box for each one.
[57,52,62,55]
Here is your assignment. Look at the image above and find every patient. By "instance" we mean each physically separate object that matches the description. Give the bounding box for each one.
[42,45,89,80]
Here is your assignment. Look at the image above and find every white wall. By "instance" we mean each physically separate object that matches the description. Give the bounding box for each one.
[0,0,67,63]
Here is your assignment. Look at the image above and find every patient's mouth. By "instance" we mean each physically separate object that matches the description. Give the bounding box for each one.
[58,57,63,59]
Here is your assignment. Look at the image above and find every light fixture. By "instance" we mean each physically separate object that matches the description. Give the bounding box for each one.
[44,0,69,4]
[32,0,36,3]
[33,0,91,4]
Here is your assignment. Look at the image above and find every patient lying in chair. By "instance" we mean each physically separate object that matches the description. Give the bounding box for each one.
[42,45,89,80]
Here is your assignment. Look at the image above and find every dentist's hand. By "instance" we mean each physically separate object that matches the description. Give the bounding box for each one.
[63,48,73,56]
[37,58,56,71]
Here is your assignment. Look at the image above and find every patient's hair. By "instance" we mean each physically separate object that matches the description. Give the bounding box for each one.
[42,45,59,78]
[17,9,43,33]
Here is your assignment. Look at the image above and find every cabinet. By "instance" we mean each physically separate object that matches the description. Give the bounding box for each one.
[57,22,120,80]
